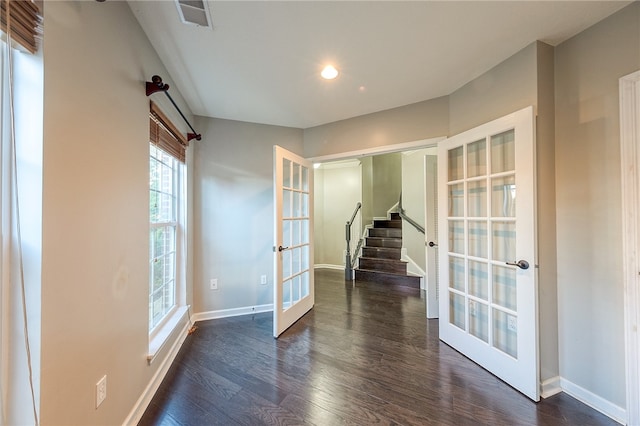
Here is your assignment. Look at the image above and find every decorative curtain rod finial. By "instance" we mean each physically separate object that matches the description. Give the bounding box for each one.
[146,75,169,96]
[146,74,202,142]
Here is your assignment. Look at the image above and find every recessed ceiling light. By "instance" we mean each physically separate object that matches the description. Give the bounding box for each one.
[321,65,339,80]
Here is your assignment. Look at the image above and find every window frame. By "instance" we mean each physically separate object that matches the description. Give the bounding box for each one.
[147,107,189,360]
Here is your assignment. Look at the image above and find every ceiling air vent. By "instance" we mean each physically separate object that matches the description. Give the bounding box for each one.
[175,0,212,28]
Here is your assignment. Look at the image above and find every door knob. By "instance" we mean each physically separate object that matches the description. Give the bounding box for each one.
[506,260,529,270]
[428,241,438,247]
[278,245,289,252]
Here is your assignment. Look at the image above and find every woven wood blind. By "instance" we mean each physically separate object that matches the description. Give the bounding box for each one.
[0,0,41,54]
[150,102,188,163]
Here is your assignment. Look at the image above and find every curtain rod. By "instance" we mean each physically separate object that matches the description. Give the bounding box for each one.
[145,75,202,142]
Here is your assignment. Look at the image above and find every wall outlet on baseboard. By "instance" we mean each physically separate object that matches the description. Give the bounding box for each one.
[260,275,267,285]
[210,278,218,290]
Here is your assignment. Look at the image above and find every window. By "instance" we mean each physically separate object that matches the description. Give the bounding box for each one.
[148,102,188,335]
[149,145,182,330]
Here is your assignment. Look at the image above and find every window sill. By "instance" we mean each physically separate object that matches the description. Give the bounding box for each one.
[147,305,190,365]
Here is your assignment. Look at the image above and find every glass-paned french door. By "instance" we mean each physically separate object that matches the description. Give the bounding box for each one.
[438,107,539,401]
[273,146,314,338]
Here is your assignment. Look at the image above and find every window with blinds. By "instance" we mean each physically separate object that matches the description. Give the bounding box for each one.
[0,0,42,54]
[148,103,187,333]
[149,102,188,163]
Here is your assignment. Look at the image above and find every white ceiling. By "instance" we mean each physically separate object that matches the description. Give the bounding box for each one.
[129,1,632,129]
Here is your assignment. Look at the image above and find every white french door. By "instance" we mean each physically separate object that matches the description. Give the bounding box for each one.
[437,107,539,401]
[273,145,314,338]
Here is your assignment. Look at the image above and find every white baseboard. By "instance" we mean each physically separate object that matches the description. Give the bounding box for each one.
[540,376,562,398]
[560,378,626,424]
[314,264,343,271]
[192,304,273,322]
[401,250,426,290]
[122,320,190,426]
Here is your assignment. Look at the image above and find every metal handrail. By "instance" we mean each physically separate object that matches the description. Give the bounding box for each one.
[398,193,425,234]
[345,202,362,280]
[348,202,362,225]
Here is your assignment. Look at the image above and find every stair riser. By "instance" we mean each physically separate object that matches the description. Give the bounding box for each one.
[366,238,402,248]
[368,228,402,238]
[362,247,401,260]
[359,258,407,274]
[355,269,420,289]
[374,220,402,229]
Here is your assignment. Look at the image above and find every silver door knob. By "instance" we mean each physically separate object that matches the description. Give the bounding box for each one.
[506,260,529,270]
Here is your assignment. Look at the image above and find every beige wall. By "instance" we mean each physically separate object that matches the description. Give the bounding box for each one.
[361,156,374,229]
[192,117,304,313]
[303,97,449,158]
[372,153,403,217]
[41,2,193,424]
[554,3,640,408]
[313,162,361,267]
[401,148,434,272]
[449,42,538,135]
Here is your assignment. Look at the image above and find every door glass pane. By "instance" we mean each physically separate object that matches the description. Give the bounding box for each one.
[301,245,309,270]
[449,257,465,291]
[492,221,515,262]
[467,139,486,178]
[293,191,301,218]
[301,193,309,217]
[301,166,308,191]
[469,300,489,343]
[469,260,488,300]
[491,175,516,217]
[283,280,292,310]
[282,220,291,248]
[301,220,309,244]
[448,183,464,217]
[449,220,464,254]
[468,221,487,258]
[292,275,300,303]
[448,146,464,181]
[468,180,487,217]
[450,292,466,330]
[292,220,301,246]
[283,249,291,279]
[292,247,301,274]
[301,271,309,298]
[493,265,517,311]
[491,130,515,173]
[283,159,291,188]
[493,309,517,358]
[292,163,301,190]
[283,190,291,218]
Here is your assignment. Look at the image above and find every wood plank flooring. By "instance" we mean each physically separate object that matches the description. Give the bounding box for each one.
[139,269,618,426]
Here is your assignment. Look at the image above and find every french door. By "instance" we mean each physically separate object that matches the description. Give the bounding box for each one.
[273,146,314,338]
[437,107,539,400]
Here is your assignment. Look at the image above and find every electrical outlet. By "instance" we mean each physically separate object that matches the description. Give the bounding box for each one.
[260,275,267,285]
[507,316,517,332]
[96,375,107,408]
[210,278,218,290]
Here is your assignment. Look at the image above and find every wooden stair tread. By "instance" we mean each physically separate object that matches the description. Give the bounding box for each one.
[358,257,407,264]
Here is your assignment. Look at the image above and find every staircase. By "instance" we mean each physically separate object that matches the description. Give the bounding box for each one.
[354,213,421,289]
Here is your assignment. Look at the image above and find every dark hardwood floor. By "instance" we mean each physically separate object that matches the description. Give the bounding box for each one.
[139,269,617,426]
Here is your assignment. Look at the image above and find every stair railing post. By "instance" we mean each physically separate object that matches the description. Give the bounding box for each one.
[345,221,352,280]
